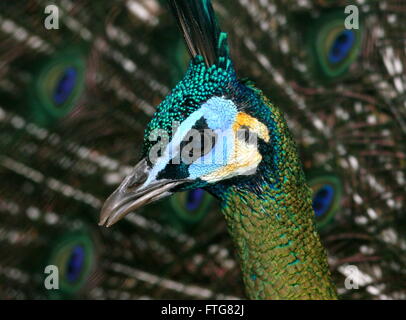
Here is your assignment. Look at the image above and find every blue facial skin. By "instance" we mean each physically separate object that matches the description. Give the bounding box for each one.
[142,56,277,197]
[142,56,239,156]
[188,96,237,179]
[142,56,241,190]
[150,96,237,187]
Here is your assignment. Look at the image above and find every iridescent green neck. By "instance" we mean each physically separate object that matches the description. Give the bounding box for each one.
[214,89,337,299]
[221,181,337,299]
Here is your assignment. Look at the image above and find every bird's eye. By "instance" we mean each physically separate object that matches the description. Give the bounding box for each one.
[200,130,217,155]
[181,129,217,164]
[237,125,258,145]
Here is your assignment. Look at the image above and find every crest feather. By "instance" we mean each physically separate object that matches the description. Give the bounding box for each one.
[168,0,230,69]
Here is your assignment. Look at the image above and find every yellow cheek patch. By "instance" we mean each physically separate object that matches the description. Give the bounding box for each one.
[201,113,268,183]
[232,112,270,143]
[201,140,262,183]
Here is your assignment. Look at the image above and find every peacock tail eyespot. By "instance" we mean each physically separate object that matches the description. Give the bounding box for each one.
[2,0,404,302]
[169,188,213,225]
[28,48,86,126]
[327,30,356,64]
[306,9,363,81]
[53,67,78,106]
[46,231,96,298]
[308,174,343,230]
[186,188,205,211]
[66,245,86,283]
[312,184,335,217]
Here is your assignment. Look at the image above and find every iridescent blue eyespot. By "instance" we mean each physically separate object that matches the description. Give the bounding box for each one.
[308,174,343,230]
[66,245,85,283]
[53,67,78,105]
[186,188,205,211]
[167,188,213,230]
[328,30,356,64]
[312,184,334,217]
[27,48,86,127]
[306,10,362,80]
[46,231,96,298]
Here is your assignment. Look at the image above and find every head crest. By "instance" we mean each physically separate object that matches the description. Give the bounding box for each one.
[168,0,231,70]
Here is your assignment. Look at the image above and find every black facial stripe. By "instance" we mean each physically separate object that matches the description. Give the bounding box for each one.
[193,116,209,129]
[179,117,217,162]
[156,116,218,181]
[157,163,189,180]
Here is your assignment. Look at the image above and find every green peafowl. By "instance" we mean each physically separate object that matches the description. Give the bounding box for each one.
[99,0,337,299]
[1,0,405,300]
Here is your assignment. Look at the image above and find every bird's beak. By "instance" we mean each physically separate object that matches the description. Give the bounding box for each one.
[99,158,186,227]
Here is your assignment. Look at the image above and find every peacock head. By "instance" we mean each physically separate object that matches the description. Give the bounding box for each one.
[99,56,273,227]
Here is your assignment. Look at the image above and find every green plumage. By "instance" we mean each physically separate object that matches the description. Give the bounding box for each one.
[143,55,234,158]
[220,90,337,299]
[1,0,405,301]
[0,0,406,300]
[144,0,338,299]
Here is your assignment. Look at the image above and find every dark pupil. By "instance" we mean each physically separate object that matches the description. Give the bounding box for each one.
[185,130,216,159]
[202,131,216,155]
[244,130,250,143]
